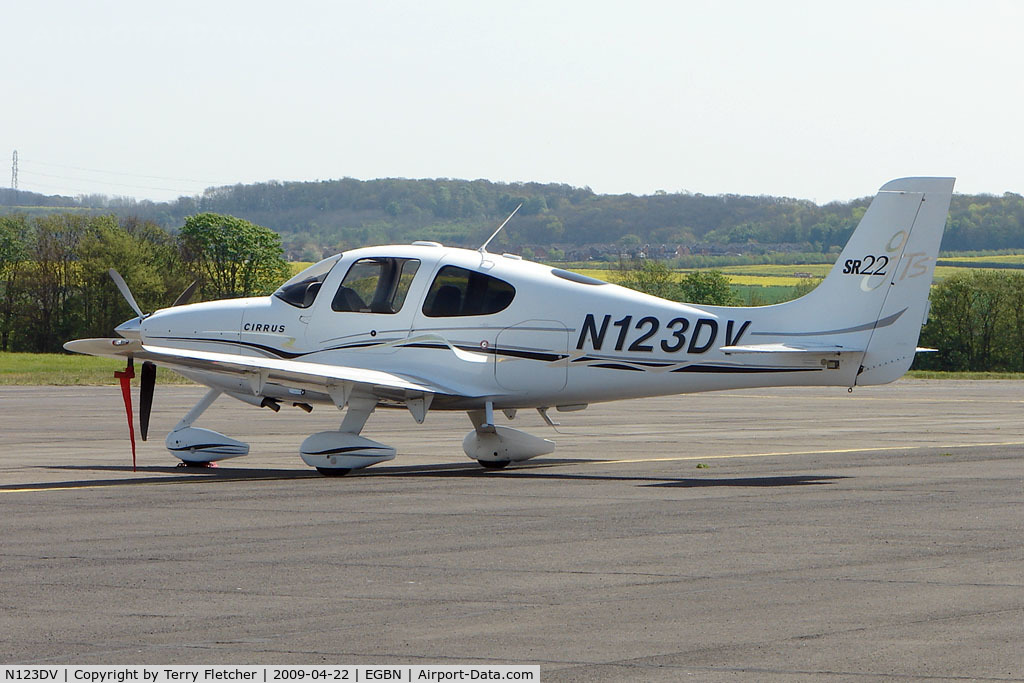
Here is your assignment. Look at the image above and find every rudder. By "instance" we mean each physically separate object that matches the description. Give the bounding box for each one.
[855,177,955,384]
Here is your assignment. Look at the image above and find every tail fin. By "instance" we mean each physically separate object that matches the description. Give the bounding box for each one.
[756,177,954,385]
[853,177,954,383]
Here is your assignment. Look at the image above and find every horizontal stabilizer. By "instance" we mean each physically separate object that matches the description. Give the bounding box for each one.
[721,342,865,356]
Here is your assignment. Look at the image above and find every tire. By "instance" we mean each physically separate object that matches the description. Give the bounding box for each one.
[316,467,352,477]
[478,459,511,470]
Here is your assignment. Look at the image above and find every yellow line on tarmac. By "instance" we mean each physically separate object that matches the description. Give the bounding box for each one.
[3,485,118,493]
[586,440,1024,466]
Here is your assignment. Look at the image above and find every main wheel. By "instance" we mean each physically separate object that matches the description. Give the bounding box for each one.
[478,459,511,470]
[316,467,352,477]
[177,461,216,469]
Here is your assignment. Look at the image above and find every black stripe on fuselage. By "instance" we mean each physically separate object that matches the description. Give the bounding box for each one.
[152,337,308,359]
[591,363,644,371]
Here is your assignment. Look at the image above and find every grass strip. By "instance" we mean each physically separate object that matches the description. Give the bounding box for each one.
[0,352,194,386]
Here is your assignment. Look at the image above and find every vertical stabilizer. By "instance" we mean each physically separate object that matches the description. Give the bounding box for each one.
[737,177,954,386]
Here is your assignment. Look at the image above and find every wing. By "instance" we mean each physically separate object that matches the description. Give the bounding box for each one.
[64,338,483,411]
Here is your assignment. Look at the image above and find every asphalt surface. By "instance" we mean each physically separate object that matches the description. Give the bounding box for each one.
[0,380,1022,680]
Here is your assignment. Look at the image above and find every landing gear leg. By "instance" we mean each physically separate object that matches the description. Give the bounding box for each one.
[466,404,511,469]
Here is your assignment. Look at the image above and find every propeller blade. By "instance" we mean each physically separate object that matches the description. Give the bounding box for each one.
[139,361,156,441]
[172,280,199,307]
[108,268,144,318]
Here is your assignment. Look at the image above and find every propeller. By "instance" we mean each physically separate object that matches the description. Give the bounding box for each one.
[171,280,199,307]
[108,268,144,318]
[108,270,199,463]
[139,360,156,441]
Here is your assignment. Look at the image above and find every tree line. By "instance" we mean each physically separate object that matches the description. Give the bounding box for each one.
[5,179,1024,259]
[3,207,1024,373]
[917,271,1024,372]
[0,212,288,353]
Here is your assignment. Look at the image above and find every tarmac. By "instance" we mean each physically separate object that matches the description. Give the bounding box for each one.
[0,380,1021,680]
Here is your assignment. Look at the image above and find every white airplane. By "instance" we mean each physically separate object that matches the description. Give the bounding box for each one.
[65,177,954,475]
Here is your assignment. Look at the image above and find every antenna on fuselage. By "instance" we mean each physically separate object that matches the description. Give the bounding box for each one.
[478,203,523,254]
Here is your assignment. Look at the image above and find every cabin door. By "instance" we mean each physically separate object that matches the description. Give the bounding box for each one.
[494,320,569,392]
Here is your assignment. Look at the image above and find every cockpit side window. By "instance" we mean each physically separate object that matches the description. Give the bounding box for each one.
[422,265,516,317]
[273,255,340,308]
[331,258,420,314]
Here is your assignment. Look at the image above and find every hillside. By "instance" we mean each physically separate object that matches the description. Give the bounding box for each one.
[3,178,1023,261]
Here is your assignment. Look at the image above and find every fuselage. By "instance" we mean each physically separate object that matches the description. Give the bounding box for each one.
[132,242,858,410]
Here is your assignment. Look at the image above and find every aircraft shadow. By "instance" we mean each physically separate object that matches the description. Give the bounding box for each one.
[6,461,534,490]
[431,469,850,487]
[371,460,849,487]
[641,475,847,488]
[6,462,848,490]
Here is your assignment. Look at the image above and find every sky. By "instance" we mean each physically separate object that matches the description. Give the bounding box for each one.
[3,0,1023,203]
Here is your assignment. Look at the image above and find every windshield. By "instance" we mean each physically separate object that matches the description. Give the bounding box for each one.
[273,254,341,308]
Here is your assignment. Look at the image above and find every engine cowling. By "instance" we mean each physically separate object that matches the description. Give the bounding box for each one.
[463,425,555,463]
[299,431,396,472]
[165,427,249,463]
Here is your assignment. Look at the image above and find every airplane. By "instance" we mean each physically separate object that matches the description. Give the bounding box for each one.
[65,177,955,476]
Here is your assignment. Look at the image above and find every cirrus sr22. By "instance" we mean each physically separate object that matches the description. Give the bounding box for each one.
[66,177,954,476]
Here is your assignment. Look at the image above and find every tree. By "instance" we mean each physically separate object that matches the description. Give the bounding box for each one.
[0,215,28,351]
[617,260,680,300]
[16,213,93,352]
[1004,272,1024,372]
[618,234,642,249]
[679,270,739,306]
[790,277,822,300]
[918,271,1016,371]
[617,261,741,306]
[179,213,290,299]
[76,219,184,338]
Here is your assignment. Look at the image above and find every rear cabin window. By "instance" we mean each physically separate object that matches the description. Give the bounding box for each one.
[331,257,420,313]
[422,265,516,317]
